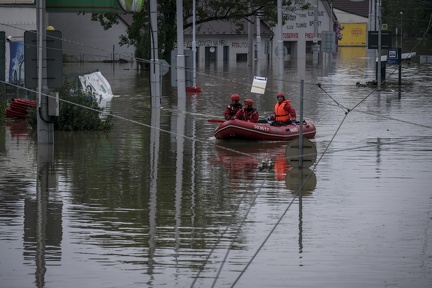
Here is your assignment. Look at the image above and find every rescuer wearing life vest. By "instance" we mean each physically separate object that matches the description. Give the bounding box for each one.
[224,93,242,120]
[269,92,297,126]
[233,98,259,123]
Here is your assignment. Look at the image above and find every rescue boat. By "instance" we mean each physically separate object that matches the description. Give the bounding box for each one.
[214,119,316,141]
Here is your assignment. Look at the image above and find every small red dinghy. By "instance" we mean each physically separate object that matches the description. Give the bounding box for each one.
[5,98,37,119]
[214,119,316,141]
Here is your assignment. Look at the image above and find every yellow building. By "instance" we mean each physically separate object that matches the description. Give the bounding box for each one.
[338,23,367,47]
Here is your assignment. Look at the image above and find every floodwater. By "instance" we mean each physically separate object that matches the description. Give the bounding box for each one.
[1,47,432,288]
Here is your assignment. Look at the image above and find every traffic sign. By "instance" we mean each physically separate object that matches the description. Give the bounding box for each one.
[24,30,63,89]
[285,138,317,168]
[387,49,399,64]
[367,31,393,49]
[159,59,169,76]
[321,31,336,53]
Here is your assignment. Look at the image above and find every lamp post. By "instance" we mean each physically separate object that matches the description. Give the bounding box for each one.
[400,11,403,50]
[377,0,381,90]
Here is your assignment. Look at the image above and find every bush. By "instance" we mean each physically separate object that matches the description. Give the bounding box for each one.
[0,99,6,124]
[0,84,7,123]
[27,78,113,131]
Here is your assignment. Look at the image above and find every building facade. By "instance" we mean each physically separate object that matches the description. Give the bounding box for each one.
[1,0,371,79]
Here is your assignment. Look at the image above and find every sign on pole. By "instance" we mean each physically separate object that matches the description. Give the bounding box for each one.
[285,138,317,169]
[321,31,336,53]
[367,31,392,49]
[24,30,63,89]
[159,59,169,76]
[387,48,399,65]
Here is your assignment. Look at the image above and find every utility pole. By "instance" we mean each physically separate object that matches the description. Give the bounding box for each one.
[176,0,186,99]
[36,0,53,144]
[256,14,261,62]
[400,11,403,51]
[312,0,319,65]
[277,0,283,91]
[377,0,381,90]
[192,0,197,87]
[248,3,253,66]
[150,0,161,108]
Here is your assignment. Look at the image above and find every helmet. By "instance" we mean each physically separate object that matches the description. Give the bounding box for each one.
[244,99,254,106]
[230,94,240,101]
[277,92,285,98]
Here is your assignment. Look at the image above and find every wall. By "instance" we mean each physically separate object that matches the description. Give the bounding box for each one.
[48,13,135,62]
[184,34,271,63]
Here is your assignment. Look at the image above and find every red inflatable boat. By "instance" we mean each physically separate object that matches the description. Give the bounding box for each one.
[214,119,316,141]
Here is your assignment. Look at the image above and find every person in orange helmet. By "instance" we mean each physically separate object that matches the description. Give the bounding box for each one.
[224,93,242,120]
[233,98,259,123]
[269,92,297,126]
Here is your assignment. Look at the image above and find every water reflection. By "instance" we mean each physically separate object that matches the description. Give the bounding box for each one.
[1,50,432,287]
[212,141,290,183]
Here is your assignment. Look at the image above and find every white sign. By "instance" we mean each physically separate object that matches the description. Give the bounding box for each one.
[251,76,267,94]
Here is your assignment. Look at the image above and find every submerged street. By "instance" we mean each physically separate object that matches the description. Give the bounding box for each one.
[1,46,432,287]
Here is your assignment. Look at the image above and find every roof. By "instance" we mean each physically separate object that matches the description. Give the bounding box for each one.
[332,0,369,18]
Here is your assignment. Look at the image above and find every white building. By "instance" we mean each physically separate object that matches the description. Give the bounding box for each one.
[1,0,371,75]
[184,19,273,64]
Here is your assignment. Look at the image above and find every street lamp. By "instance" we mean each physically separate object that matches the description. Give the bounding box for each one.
[400,11,403,50]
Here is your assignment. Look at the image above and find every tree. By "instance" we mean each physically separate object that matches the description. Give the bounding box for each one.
[382,0,432,38]
[92,0,310,69]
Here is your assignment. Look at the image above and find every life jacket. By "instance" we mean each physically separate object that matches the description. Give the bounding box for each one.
[274,100,291,122]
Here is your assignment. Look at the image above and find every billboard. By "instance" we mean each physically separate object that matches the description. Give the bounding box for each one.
[46,0,144,13]
[9,39,25,85]
[0,32,4,83]
[338,23,367,47]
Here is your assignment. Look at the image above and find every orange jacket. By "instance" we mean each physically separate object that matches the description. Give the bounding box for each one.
[274,100,294,122]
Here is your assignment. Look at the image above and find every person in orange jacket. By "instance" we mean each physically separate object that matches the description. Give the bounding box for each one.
[233,98,259,123]
[224,93,242,120]
[269,92,297,126]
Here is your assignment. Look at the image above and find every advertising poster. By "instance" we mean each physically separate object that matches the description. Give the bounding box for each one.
[9,40,25,85]
[338,23,367,47]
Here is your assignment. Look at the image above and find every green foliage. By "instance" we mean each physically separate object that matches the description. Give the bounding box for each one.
[0,84,7,123]
[382,0,432,37]
[0,99,6,124]
[27,78,113,131]
[91,0,432,61]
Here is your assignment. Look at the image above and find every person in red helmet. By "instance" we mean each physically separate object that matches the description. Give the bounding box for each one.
[224,93,242,120]
[233,98,259,123]
[270,92,297,126]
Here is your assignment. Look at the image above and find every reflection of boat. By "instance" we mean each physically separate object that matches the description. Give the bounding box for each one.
[6,118,31,137]
[213,141,291,181]
[214,120,316,141]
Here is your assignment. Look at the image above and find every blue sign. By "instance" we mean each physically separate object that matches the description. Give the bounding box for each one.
[387,49,399,64]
